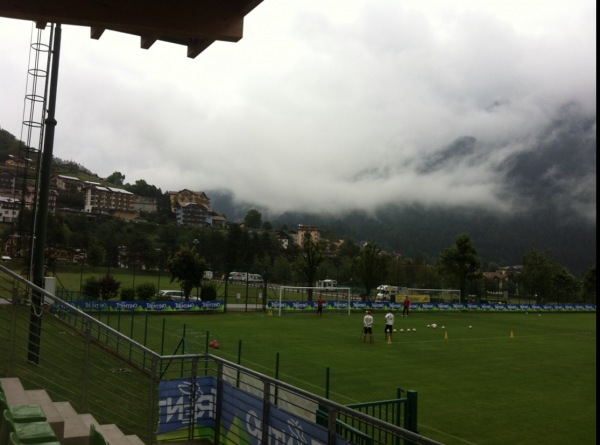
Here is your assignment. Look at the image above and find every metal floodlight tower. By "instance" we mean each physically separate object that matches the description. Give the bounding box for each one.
[28,23,62,364]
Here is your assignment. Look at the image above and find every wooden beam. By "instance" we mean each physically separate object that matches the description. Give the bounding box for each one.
[90,27,105,40]
[187,39,214,59]
[0,0,263,42]
[140,35,157,50]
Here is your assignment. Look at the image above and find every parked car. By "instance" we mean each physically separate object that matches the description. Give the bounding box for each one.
[155,290,201,301]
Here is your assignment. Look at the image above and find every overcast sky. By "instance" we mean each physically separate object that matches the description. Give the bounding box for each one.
[0,0,596,219]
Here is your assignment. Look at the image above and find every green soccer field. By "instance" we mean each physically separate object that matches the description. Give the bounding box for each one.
[98,310,596,445]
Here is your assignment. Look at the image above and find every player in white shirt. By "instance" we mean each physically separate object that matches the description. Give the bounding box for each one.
[384,311,395,341]
[363,310,374,343]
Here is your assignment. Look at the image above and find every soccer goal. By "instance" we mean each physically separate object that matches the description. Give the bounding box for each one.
[401,288,461,303]
[276,286,353,316]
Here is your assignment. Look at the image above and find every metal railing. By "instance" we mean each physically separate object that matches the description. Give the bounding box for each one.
[0,265,444,445]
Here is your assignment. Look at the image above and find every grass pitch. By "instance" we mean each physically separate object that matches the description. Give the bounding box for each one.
[97,310,596,445]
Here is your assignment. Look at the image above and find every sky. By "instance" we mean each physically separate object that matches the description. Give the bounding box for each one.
[0,0,596,220]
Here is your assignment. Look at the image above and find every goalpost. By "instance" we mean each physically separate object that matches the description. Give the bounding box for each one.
[277,286,353,316]
[401,288,461,303]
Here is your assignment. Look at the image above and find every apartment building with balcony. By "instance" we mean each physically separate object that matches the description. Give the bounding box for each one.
[169,189,226,228]
[83,184,134,214]
[296,224,320,247]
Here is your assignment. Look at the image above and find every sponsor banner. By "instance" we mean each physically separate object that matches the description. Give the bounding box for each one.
[408,295,431,303]
[157,377,351,445]
[66,300,224,312]
[266,301,596,312]
[65,300,595,313]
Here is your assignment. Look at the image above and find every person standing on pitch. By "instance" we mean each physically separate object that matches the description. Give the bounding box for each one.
[384,310,395,341]
[363,310,374,343]
[316,296,324,316]
[402,296,411,317]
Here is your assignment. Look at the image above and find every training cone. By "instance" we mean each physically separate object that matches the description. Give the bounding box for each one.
[387,334,392,344]
[510,331,514,338]
[444,331,448,340]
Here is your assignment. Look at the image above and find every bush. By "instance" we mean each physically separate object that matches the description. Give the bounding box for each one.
[120,288,134,301]
[136,283,156,301]
[201,284,217,301]
[99,275,121,300]
[82,276,101,299]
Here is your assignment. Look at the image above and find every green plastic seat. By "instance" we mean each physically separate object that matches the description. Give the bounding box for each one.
[9,432,61,445]
[1,411,56,445]
[4,408,45,424]
[89,424,109,445]
[0,400,48,445]
[0,394,46,423]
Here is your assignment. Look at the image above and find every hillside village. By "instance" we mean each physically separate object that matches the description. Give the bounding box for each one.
[0,168,327,261]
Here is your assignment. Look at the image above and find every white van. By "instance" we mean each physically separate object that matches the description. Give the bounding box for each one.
[317,279,337,288]
[156,290,201,301]
[375,285,398,301]
[228,272,263,283]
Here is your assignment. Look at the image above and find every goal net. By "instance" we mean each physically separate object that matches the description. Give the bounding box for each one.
[276,286,353,316]
[400,288,461,303]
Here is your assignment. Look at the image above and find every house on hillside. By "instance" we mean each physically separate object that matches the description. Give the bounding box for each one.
[297,224,320,247]
[52,174,84,192]
[169,189,226,228]
[175,202,212,227]
[168,189,211,212]
[83,184,134,214]
[0,196,19,223]
[24,186,58,213]
[131,195,157,213]
[0,171,15,193]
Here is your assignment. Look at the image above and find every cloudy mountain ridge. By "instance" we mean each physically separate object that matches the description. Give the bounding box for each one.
[208,110,596,275]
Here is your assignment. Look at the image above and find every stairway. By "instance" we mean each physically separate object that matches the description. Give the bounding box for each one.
[0,378,145,445]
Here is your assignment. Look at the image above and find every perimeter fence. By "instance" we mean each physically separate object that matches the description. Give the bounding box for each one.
[0,264,444,445]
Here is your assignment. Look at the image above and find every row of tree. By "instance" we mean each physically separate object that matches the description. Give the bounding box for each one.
[17,208,594,304]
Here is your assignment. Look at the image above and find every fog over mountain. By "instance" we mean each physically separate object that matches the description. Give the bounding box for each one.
[208,108,596,275]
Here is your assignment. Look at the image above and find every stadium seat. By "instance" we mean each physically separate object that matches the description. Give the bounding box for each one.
[1,410,57,445]
[0,397,48,445]
[0,393,46,423]
[8,432,60,445]
[89,424,109,445]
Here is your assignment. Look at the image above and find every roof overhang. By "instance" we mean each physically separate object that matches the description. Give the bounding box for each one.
[0,0,264,58]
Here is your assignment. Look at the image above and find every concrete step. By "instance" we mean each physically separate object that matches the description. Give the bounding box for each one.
[0,378,30,406]
[24,389,66,439]
[1,379,145,445]
[96,423,130,445]
[52,401,91,445]
[125,434,146,445]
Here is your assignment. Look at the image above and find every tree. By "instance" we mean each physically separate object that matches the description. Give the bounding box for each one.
[244,209,262,229]
[353,243,387,300]
[167,246,206,300]
[438,233,482,301]
[106,171,125,185]
[581,266,596,304]
[551,265,581,303]
[86,241,105,267]
[294,235,323,301]
[519,248,554,303]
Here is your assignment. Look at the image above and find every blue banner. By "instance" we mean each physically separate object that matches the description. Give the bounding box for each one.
[66,300,224,312]
[63,300,595,313]
[157,377,351,445]
[268,301,596,312]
